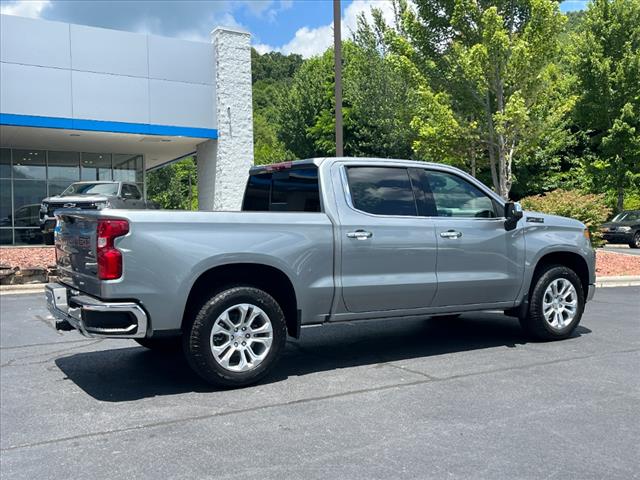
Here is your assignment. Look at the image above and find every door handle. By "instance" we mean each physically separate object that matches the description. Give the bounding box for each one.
[440,230,462,239]
[347,230,373,240]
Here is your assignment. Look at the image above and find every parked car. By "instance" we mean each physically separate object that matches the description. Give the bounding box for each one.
[601,210,640,248]
[45,158,596,388]
[39,181,156,245]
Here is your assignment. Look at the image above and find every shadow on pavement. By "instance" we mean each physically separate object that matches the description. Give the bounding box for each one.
[55,313,591,402]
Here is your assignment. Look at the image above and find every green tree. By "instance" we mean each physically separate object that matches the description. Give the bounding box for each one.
[251,49,303,164]
[385,0,575,198]
[571,0,640,212]
[146,156,197,210]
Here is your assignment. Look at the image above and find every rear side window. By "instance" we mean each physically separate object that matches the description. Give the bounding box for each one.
[346,167,417,216]
[122,184,141,200]
[242,167,321,212]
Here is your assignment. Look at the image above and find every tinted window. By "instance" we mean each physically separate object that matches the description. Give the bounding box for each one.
[122,184,141,199]
[243,167,321,212]
[425,171,496,218]
[346,167,417,216]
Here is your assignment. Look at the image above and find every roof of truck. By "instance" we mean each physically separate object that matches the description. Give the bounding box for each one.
[249,157,445,174]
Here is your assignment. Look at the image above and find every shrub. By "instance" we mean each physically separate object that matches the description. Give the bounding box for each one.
[520,189,612,246]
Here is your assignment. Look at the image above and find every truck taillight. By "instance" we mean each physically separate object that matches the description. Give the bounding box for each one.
[97,219,129,280]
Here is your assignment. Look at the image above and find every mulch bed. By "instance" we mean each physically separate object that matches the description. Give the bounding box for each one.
[1,246,639,278]
[0,247,56,270]
[595,250,640,277]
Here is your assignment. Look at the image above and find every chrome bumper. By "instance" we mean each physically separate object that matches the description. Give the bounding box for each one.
[45,282,148,338]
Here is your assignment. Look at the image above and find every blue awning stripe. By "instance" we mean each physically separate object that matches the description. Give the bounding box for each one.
[0,113,218,139]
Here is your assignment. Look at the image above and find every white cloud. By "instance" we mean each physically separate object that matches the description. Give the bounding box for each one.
[0,0,51,18]
[260,0,399,58]
[253,42,277,55]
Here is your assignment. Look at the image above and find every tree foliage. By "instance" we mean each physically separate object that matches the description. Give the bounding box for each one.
[571,0,640,212]
[146,156,198,210]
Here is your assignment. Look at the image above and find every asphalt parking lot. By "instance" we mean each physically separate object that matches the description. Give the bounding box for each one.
[1,288,639,480]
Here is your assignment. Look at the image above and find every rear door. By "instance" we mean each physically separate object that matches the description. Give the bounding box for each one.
[335,163,438,313]
[414,168,524,306]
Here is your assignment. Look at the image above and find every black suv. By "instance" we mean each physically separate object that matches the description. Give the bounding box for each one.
[602,210,640,248]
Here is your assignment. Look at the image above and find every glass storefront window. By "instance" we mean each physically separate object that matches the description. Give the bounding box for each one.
[48,180,76,197]
[81,153,112,181]
[48,151,80,181]
[13,180,46,227]
[1,179,12,227]
[0,148,144,245]
[12,149,46,180]
[0,229,12,245]
[0,148,10,179]
[14,228,43,245]
[113,154,143,182]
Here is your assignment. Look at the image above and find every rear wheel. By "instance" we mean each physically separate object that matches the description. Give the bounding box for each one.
[183,286,287,388]
[520,265,584,341]
[630,231,640,249]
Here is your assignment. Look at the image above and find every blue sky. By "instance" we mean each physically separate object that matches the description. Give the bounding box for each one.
[0,0,588,58]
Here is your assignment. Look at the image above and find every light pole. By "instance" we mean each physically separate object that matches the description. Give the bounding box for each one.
[333,0,343,157]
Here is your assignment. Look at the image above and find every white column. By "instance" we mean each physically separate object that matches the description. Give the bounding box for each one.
[197,27,254,211]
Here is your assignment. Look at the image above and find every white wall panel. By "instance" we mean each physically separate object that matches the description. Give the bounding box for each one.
[0,15,70,69]
[72,71,149,124]
[149,79,215,128]
[70,24,148,77]
[0,62,72,117]
[148,35,214,85]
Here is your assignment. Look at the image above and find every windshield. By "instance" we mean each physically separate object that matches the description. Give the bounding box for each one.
[611,211,640,222]
[61,183,118,196]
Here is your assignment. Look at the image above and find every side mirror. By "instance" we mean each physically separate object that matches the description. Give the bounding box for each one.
[504,202,523,231]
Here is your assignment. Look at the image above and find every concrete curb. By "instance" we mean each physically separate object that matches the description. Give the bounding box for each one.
[0,283,46,295]
[595,276,640,288]
[2,277,639,295]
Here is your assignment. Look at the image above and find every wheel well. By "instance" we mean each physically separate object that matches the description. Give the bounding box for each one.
[182,263,300,338]
[531,251,590,295]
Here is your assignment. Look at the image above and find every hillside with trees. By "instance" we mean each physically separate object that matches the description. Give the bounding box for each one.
[150,0,638,218]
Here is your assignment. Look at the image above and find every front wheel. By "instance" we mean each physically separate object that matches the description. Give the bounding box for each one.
[520,265,585,341]
[630,231,640,249]
[183,286,287,388]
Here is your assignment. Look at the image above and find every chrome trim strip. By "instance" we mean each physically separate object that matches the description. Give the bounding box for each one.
[45,283,148,339]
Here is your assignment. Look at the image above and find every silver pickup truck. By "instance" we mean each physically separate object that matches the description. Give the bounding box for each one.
[45,158,596,387]
[40,181,153,245]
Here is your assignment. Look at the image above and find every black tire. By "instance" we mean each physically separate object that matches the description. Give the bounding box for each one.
[183,286,287,388]
[430,314,461,321]
[520,265,585,341]
[630,231,640,249]
[43,232,55,245]
[135,336,182,352]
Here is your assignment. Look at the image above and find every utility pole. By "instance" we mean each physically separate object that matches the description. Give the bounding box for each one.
[333,0,343,157]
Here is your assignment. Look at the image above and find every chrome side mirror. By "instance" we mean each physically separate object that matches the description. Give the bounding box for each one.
[504,202,523,231]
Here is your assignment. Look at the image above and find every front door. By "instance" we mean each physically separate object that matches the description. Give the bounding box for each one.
[415,168,524,307]
[336,164,438,313]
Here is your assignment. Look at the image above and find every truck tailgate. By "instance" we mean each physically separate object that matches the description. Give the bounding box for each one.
[55,213,102,296]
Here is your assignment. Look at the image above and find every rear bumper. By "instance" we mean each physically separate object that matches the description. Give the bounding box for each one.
[45,282,148,338]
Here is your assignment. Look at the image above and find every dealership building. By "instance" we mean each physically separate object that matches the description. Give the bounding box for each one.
[0,13,253,245]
